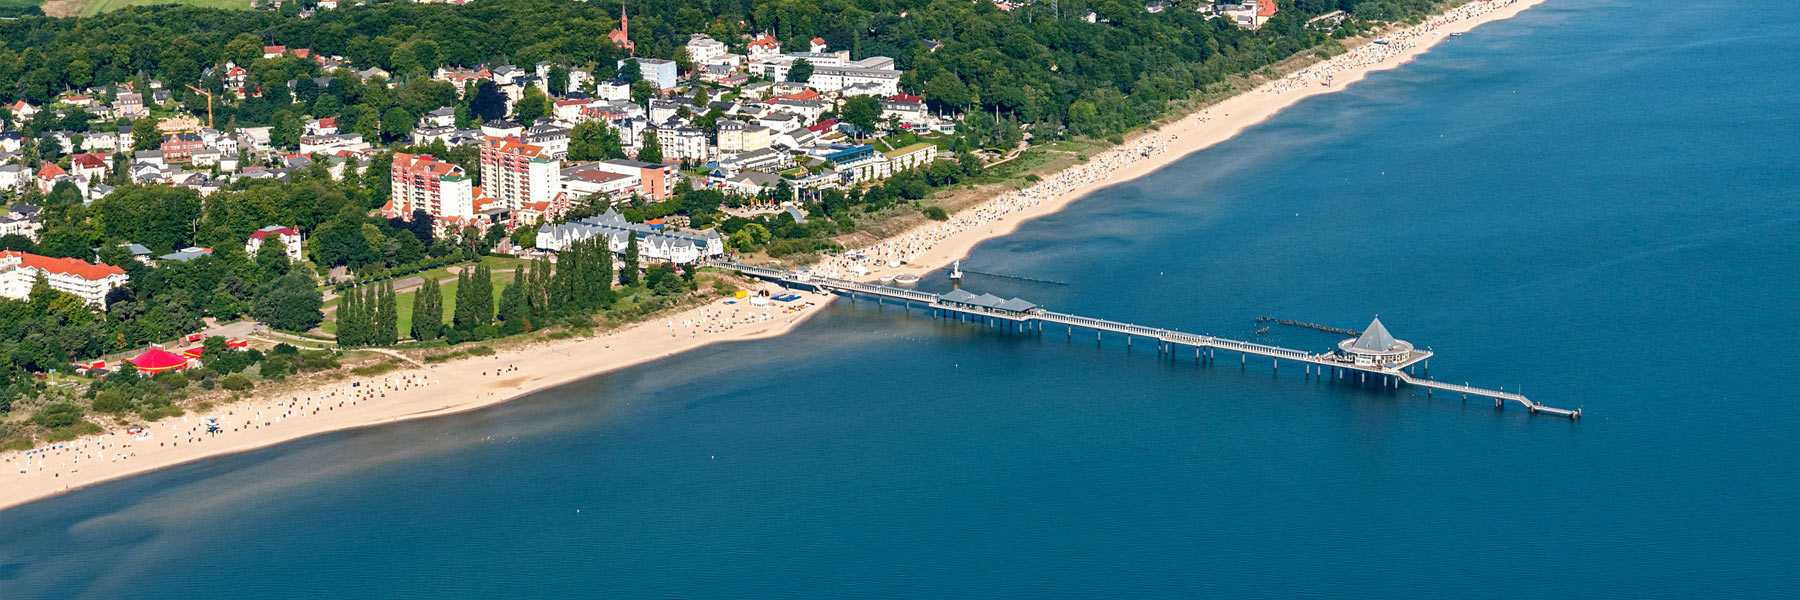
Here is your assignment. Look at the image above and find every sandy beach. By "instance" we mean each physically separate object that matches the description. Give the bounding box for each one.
[821,0,1548,281]
[0,288,828,510]
[0,0,1546,512]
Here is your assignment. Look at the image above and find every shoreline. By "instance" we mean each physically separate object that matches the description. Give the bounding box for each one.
[0,0,1547,512]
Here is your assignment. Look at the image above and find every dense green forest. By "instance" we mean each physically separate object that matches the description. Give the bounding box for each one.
[0,0,1447,136]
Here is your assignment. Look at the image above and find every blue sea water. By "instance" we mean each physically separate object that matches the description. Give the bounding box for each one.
[5,0,1799,597]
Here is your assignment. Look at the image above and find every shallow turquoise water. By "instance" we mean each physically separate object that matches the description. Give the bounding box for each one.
[4,0,1798,597]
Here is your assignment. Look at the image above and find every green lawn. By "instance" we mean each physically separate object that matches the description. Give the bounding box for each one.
[77,0,251,16]
[323,272,513,339]
[0,0,45,10]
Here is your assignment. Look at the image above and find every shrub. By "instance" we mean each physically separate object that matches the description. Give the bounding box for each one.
[922,206,949,221]
[31,403,83,429]
[221,374,254,391]
[467,345,495,356]
[92,391,132,414]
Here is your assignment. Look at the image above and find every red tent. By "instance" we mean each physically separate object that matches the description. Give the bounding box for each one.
[181,347,206,359]
[130,348,190,373]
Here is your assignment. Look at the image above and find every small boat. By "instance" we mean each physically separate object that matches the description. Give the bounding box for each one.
[894,274,920,285]
[879,274,896,284]
[1450,32,1464,37]
[887,260,902,268]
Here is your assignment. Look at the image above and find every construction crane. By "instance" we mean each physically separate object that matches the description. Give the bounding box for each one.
[184,84,215,129]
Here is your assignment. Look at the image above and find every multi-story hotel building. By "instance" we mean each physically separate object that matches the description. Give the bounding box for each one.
[479,137,560,213]
[388,153,475,220]
[0,251,129,308]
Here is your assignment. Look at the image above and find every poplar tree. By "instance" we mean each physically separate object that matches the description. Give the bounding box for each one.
[621,232,640,287]
[412,277,443,341]
[376,282,399,345]
[453,269,475,329]
[591,238,614,307]
[470,264,494,326]
[498,281,529,335]
[337,287,358,347]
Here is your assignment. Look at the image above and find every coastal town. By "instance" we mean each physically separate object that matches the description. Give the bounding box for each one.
[0,0,1541,509]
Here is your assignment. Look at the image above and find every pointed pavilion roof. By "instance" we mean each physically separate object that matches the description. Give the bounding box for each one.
[1348,318,1400,352]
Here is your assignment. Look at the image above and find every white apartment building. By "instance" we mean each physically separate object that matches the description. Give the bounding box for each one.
[685,35,729,66]
[480,136,561,212]
[0,251,129,307]
[653,125,710,163]
[388,153,476,220]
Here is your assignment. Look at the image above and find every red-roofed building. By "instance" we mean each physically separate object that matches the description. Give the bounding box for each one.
[263,45,287,59]
[0,250,129,307]
[810,37,828,53]
[246,226,304,262]
[306,116,338,136]
[775,89,822,102]
[480,136,560,213]
[389,153,475,221]
[607,7,636,55]
[748,34,782,61]
[35,163,66,193]
[161,133,204,163]
[70,153,110,182]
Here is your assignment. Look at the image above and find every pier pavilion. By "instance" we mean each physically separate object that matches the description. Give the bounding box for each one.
[1336,318,1422,368]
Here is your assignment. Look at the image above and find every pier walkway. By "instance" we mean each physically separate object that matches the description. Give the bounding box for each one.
[724,263,1579,419]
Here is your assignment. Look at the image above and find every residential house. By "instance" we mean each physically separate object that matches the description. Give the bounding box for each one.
[115,92,147,119]
[70,153,110,183]
[160,133,204,163]
[245,226,303,262]
[747,34,782,61]
[686,35,729,66]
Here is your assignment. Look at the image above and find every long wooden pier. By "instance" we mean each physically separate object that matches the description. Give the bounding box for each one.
[725,263,1580,419]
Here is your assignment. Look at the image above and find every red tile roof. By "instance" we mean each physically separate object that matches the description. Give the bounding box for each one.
[37,163,66,179]
[1,251,127,281]
[249,227,299,240]
[777,90,822,102]
[71,153,109,169]
[482,136,548,158]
